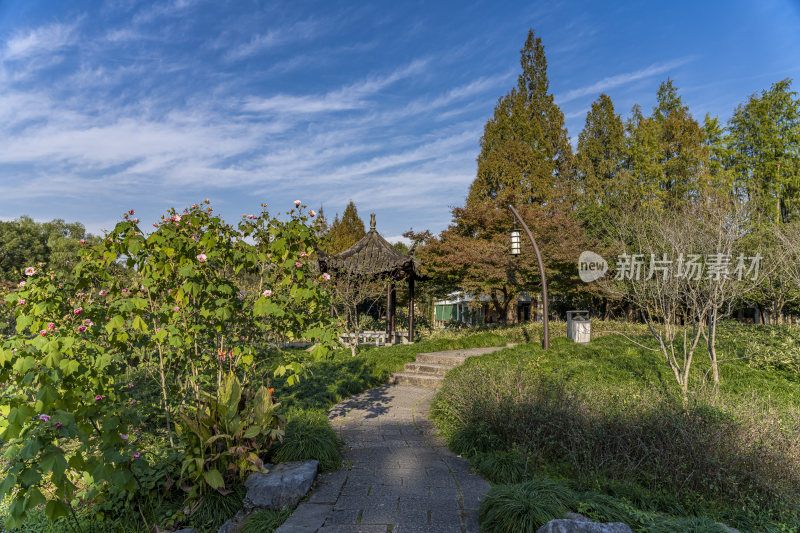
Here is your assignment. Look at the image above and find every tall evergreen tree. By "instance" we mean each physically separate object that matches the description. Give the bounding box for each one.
[728,78,800,224]
[651,79,709,208]
[421,29,586,322]
[467,29,574,208]
[576,93,625,218]
[622,104,664,209]
[621,81,710,210]
[326,200,366,254]
[702,113,735,197]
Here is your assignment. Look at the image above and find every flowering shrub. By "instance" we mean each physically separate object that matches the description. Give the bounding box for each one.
[0,264,141,527]
[0,201,339,527]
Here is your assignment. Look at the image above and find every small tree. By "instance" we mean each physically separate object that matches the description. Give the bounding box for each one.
[604,201,761,395]
[326,272,385,357]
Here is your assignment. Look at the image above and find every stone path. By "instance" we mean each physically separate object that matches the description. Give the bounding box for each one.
[276,384,490,533]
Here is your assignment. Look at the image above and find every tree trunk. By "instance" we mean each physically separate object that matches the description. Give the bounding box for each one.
[707,309,720,389]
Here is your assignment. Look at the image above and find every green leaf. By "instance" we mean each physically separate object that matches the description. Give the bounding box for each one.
[19,466,42,487]
[179,262,195,277]
[36,385,58,407]
[219,372,242,416]
[131,315,149,333]
[253,386,273,425]
[24,487,46,510]
[105,315,125,333]
[68,453,85,471]
[60,359,80,377]
[127,239,142,256]
[13,356,35,374]
[15,315,32,332]
[243,426,261,439]
[203,469,225,490]
[45,500,71,521]
[0,473,16,496]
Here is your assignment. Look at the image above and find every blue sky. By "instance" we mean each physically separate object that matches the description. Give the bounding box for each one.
[1,0,799,241]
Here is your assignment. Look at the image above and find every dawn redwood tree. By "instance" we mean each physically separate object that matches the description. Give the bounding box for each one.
[326,200,366,254]
[467,28,574,208]
[576,93,626,225]
[618,82,711,212]
[651,80,711,208]
[422,29,583,322]
[621,104,664,210]
[728,78,800,224]
[702,113,736,194]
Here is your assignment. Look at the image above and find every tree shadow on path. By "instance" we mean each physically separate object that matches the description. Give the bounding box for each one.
[328,384,395,419]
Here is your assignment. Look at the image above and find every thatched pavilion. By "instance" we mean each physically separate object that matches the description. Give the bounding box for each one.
[317,213,422,343]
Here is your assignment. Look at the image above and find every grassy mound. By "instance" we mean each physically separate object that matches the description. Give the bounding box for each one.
[432,323,800,531]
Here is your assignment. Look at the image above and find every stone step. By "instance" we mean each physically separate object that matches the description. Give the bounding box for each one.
[414,352,468,366]
[414,346,506,366]
[402,362,451,376]
[390,372,444,388]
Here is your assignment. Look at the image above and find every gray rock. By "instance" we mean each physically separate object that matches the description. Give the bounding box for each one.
[716,524,740,533]
[243,460,319,512]
[564,513,593,522]
[537,519,634,533]
[172,529,198,533]
[217,511,245,533]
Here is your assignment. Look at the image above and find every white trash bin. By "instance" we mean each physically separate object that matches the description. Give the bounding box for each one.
[566,310,591,344]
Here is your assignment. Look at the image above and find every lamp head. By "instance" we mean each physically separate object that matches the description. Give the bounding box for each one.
[510,228,521,256]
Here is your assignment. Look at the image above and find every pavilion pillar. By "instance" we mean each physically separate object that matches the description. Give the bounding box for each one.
[386,284,393,336]
[408,277,415,343]
[390,283,396,342]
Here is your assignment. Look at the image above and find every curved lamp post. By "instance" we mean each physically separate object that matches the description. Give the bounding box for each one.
[508,204,549,349]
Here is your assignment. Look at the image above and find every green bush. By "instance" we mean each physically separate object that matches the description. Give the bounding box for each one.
[449,422,504,458]
[478,478,577,533]
[643,516,734,533]
[470,449,530,483]
[272,410,341,471]
[574,491,639,525]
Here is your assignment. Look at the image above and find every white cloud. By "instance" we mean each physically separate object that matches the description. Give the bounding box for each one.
[242,94,363,114]
[2,22,78,61]
[132,0,198,25]
[556,56,696,104]
[226,19,321,61]
[242,59,430,115]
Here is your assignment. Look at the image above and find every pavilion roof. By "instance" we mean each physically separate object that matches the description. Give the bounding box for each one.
[317,213,420,279]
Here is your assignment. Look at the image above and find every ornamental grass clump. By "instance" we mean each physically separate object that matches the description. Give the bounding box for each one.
[478,478,578,533]
[271,409,341,471]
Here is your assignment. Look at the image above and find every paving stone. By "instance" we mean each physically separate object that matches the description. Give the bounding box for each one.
[393,525,462,533]
[284,380,490,533]
[275,503,331,532]
[333,495,370,510]
[359,508,428,526]
[317,526,388,533]
[307,470,348,505]
[322,509,361,525]
[463,509,481,533]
